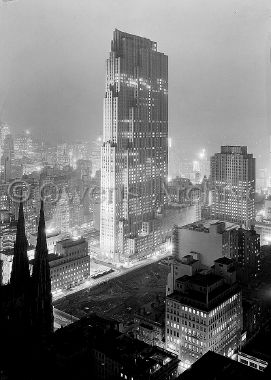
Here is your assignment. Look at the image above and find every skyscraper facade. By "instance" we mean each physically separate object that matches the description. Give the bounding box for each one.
[211,146,255,228]
[100,30,168,263]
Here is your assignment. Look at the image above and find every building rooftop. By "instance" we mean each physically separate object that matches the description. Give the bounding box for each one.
[214,257,233,265]
[177,273,222,287]
[29,253,63,265]
[48,253,63,262]
[135,298,165,326]
[57,238,86,249]
[180,220,238,234]
[168,280,240,312]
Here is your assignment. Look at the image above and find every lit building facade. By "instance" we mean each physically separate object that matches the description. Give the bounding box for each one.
[50,188,70,233]
[14,130,33,159]
[0,220,17,252]
[47,238,89,291]
[100,29,168,263]
[56,143,70,169]
[211,146,255,228]
[165,258,242,368]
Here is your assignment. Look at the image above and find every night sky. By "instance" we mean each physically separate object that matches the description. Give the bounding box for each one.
[0,0,270,174]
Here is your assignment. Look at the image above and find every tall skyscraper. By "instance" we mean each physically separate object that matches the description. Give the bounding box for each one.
[14,130,33,160]
[1,133,14,182]
[211,146,255,228]
[100,30,168,263]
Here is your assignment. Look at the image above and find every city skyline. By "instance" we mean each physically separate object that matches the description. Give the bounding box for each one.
[2,3,271,379]
[0,0,271,174]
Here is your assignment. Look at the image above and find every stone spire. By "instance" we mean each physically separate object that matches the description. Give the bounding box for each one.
[10,197,30,297]
[9,197,32,332]
[32,200,54,339]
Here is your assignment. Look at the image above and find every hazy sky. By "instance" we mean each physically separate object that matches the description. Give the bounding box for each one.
[0,0,271,173]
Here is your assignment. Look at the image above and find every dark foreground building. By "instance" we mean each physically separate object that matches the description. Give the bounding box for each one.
[0,199,54,379]
[178,351,266,380]
[52,314,179,380]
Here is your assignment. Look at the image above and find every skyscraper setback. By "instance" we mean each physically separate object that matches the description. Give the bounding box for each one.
[211,146,255,228]
[100,30,168,263]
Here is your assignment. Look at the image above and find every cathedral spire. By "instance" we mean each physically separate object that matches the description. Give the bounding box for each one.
[32,200,54,338]
[10,196,30,296]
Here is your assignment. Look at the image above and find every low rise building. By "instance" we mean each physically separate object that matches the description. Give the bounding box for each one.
[133,298,165,349]
[29,237,90,291]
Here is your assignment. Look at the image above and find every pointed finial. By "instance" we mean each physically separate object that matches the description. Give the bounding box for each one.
[15,190,27,247]
[36,199,48,254]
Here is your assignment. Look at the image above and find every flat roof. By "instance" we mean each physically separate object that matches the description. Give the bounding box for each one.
[176,273,222,287]
[214,257,233,265]
[57,238,86,248]
[167,282,239,311]
[179,219,239,233]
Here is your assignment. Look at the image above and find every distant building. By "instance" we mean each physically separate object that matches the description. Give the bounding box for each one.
[0,220,17,251]
[14,130,33,160]
[51,188,70,233]
[263,197,271,220]
[255,220,271,245]
[1,134,14,182]
[255,197,271,245]
[56,143,70,169]
[47,238,89,291]
[256,168,268,192]
[165,258,242,368]
[211,146,255,228]
[76,159,92,181]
